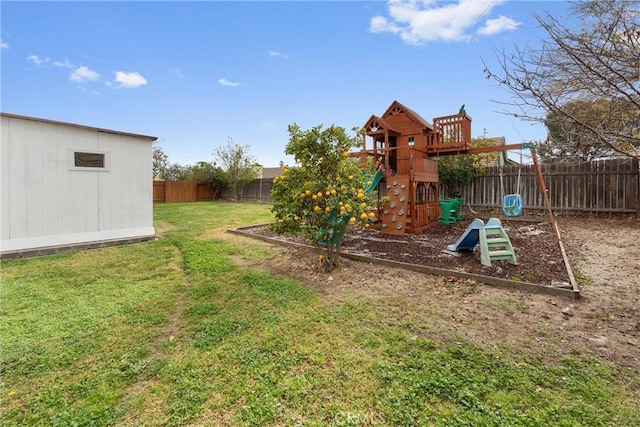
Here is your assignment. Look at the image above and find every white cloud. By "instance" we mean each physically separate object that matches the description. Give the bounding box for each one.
[218,77,240,87]
[0,40,8,49]
[370,0,515,44]
[113,71,147,88]
[69,66,101,83]
[169,68,184,78]
[78,86,100,96]
[27,54,50,66]
[269,50,288,60]
[478,15,520,35]
[53,59,74,68]
[259,121,279,132]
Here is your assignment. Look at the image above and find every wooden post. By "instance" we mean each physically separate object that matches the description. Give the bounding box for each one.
[384,131,390,171]
[360,133,367,169]
[531,148,579,294]
[531,148,559,242]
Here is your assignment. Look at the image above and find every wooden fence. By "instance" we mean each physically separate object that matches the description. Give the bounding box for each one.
[447,158,639,213]
[153,181,219,203]
[153,158,639,214]
[221,179,273,202]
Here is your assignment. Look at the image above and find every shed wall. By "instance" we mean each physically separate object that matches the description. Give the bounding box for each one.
[1,115,155,255]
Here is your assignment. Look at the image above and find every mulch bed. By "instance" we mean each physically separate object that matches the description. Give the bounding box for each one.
[239,218,571,288]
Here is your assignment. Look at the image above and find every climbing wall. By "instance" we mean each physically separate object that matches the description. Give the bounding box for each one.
[380,175,410,236]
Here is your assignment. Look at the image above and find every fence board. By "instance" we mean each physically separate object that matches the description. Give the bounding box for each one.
[153,181,166,203]
[448,158,638,213]
[197,183,219,201]
[153,181,198,203]
[222,179,273,202]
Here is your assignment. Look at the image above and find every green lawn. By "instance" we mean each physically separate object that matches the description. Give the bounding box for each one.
[1,201,639,426]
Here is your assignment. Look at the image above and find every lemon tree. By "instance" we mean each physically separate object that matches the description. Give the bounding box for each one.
[270,124,377,271]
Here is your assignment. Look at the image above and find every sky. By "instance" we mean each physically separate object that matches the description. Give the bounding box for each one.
[1,1,572,167]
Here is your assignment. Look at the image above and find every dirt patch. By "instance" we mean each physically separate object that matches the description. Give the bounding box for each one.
[235,214,640,373]
[244,217,569,287]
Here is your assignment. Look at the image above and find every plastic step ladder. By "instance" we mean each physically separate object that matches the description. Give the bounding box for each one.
[479,218,517,266]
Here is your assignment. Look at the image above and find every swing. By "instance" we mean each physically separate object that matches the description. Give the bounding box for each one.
[503,193,523,217]
[500,154,523,217]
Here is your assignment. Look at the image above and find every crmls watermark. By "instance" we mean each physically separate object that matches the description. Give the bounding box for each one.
[333,410,386,425]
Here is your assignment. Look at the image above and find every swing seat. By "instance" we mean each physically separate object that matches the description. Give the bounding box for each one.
[503,194,523,217]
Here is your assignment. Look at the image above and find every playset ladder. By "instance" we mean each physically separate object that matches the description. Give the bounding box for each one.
[479,219,517,267]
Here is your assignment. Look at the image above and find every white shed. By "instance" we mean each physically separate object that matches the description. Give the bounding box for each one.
[1,113,157,258]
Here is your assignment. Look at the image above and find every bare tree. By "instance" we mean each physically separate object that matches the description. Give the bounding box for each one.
[484,0,639,160]
[152,141,169,177]
[214,138,259,201]
[161,163,193,181]
[191,161,228,200]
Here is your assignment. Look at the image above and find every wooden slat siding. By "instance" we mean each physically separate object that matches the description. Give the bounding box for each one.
[446,158,639,213]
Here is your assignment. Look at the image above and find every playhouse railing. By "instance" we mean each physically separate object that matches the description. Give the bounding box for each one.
[427,113,472,154]
[409,202,439,232]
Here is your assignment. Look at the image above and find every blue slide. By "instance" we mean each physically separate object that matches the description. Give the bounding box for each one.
[446,218,485,252]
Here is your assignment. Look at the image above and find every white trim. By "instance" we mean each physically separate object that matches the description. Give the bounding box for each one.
[68,148,111,172]
[1,227,155,252]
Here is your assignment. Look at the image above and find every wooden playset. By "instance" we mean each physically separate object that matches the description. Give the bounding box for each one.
[353,100,550,237]
[354,100,473,235]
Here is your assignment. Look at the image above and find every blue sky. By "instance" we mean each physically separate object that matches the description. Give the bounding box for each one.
[2,1,571,167]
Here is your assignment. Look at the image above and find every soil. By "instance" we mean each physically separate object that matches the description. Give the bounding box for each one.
[234,214,640,373]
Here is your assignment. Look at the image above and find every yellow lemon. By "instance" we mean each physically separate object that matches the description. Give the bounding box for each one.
[349,217,356,223]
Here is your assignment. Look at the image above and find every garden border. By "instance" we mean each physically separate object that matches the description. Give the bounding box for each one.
[228,224,581,300]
